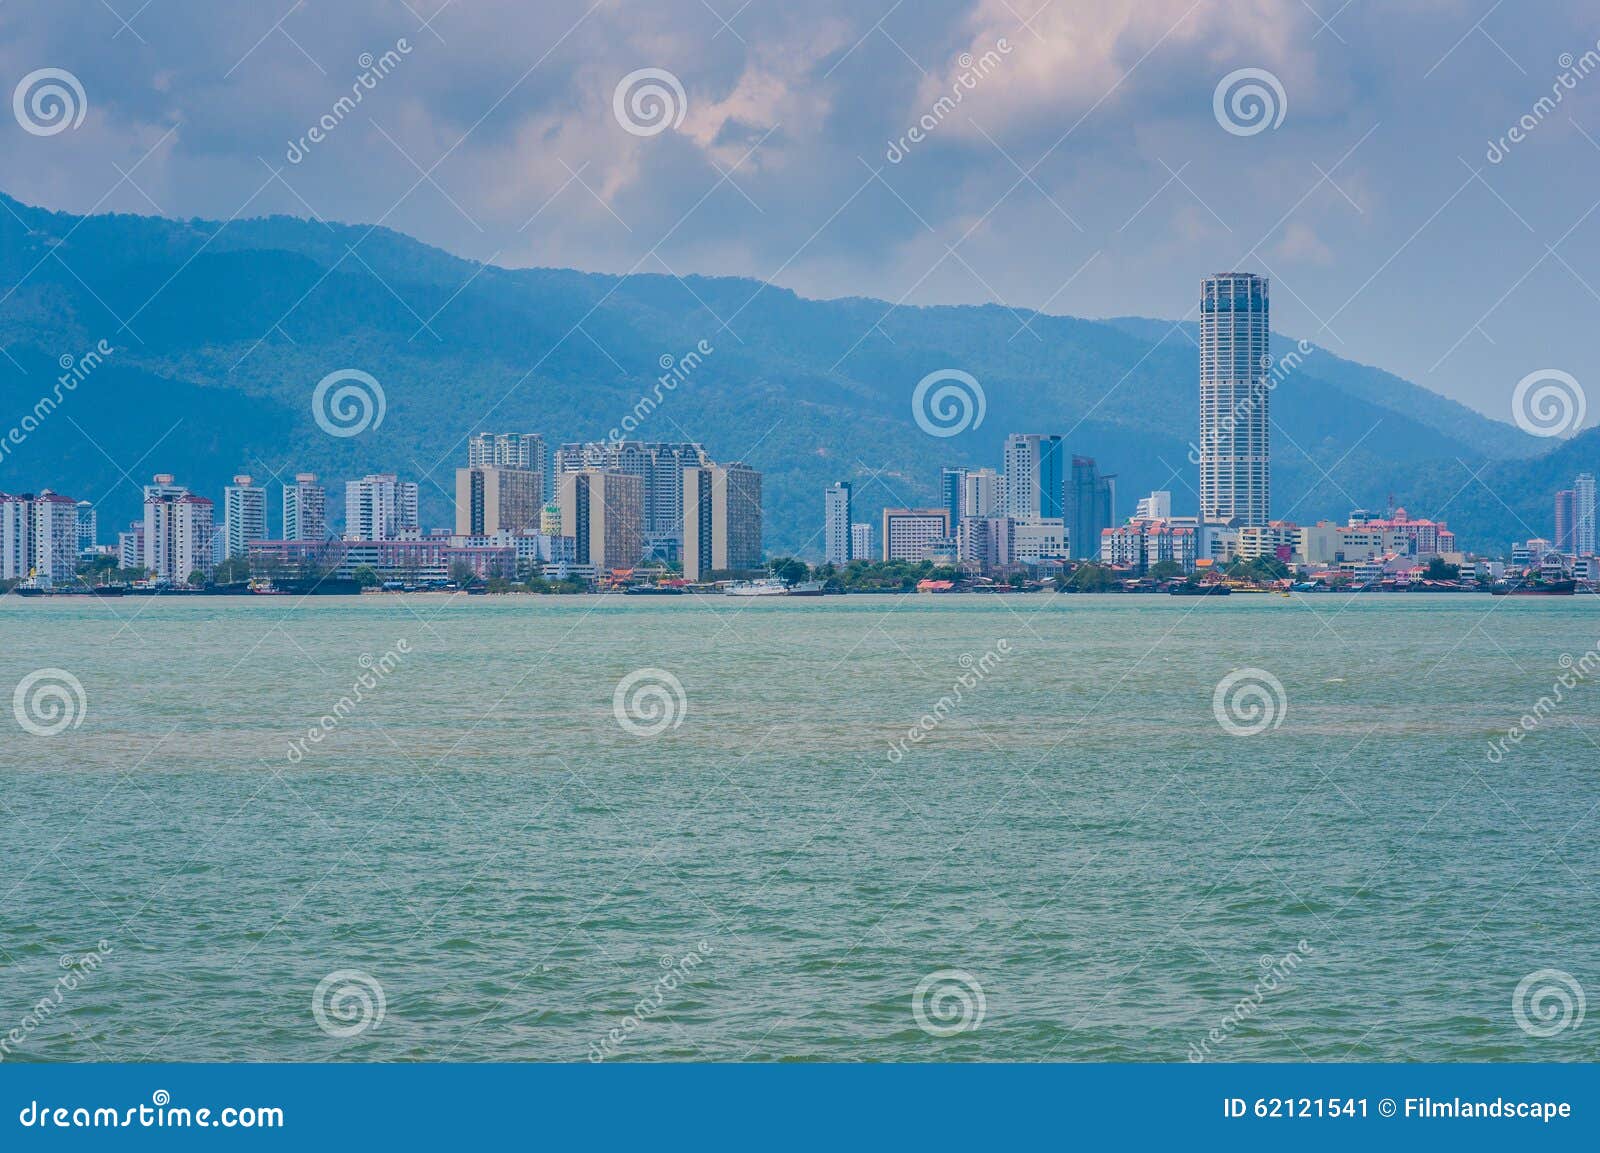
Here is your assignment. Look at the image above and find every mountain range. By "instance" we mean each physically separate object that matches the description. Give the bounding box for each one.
[0,190,1592,556]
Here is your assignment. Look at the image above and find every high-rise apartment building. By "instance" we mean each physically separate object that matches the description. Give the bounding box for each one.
[824,481,852,565]
[962,467,1003,518]
[1576,472,1597,556]
[455,466,543,536]
[1555,489,1576,552]
[557,469,644,572]
[1199,272,1270,527]
[0,493,31,579]
[851,522,874,562]
[1066,455,1116,559]
[283,473,327,542]
[1134,491,1172,521]
[75,500,96,551]
[143,475,214,583]
[555,441,710,558]
[224,475,268,558]
[882,508,950,562]
[344,474,419,541]
[1002,434,1064,520]
[1,491,80,585]
[469,432,547,496]
[940,467,967,532]
[683,463,763,581]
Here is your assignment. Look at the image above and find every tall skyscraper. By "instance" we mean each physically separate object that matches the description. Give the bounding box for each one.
[1066,455,1116,559]
[683,463,763,581]
[555,440,710,558]
[962,467,1003,518]
[283,473,326,542]
[470,432,547,496]
[851,522,874,562]
[1134,491,1172,521]
[824,481,852,565]
[1199,272,1270,528]
[0,493,30,579]
[224,475,268,558]
[456,466,542,536]
[557,469,644,572]
[30,492,79,586]
[881,508,949,562]
[142,475,213,583]
[344,474,419,541]
[1555,489,1577,552]
[1002,434,1064,520]
[75,500,96,551]
[1576,472,1597,556]
[940,467,967,532]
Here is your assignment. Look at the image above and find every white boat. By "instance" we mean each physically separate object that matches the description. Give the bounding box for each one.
[724,578,790,597]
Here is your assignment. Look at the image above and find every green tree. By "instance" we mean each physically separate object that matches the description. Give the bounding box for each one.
[351,565,380,589]
[214,556,251,584]
[1148,559,1185,582]
[1424,557,1461,581]
[771,556,810,586]
[449,560,477,588]
[185,569,208,588]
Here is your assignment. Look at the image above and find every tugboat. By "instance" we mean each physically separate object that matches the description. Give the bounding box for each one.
[624,583,685,595]
[1169,583,1230,597]
[724,578,790,597]
[1492,578,1576,596]
[787,580,825,597]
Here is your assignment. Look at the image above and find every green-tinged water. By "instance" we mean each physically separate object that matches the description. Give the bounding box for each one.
[1,592,1597,1062]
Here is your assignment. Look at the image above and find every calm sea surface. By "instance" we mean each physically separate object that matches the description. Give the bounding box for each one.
[2,592,1597,1062]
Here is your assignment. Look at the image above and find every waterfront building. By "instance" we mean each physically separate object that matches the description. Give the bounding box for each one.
[555,440,709,558]
[144,477,214,584]
[345,474,419,542]
[851,522,874,562]
[683,462,762,581]
[470,432,547,497]
[1014,517,1067,565]
[224,475,268,559]
[1100,519,1196,575]
[1576,472,1597,556]
[30,492,79,586]
[1199,272,1271,528]
[455,466,542,537]
[540,502,561,536]
[882,508,950,562]
[957,516,1015,572]
[118,522,143,571]
[824,481,852,565]
[0,493,30,579]
[1555,488,1576,552]
[1002,434,1064,520]
[557,469,645,574]
[76,500,96,551]
[1134,491,1172,521]
[962,467,1003,518]
[1066,455,1115,559]
[940,467,967,532]
[283,473,326,542]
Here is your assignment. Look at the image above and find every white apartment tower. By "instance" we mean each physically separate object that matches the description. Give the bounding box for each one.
[344,474,420,541]
[283,473,327,542]
[1575,472,1596,557]
[824,481,852,565]
[224,475,268,558]
[1199,272,1270,528]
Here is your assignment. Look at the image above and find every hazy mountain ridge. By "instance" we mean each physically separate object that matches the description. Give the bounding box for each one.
[0,192,1581,554]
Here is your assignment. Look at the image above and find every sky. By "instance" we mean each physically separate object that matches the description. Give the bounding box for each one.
[3,0,1600,426]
